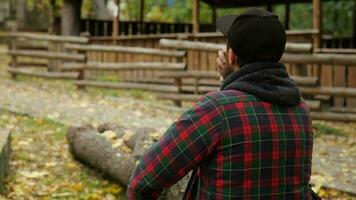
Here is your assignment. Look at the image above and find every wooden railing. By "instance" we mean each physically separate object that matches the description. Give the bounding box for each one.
[6,32,88,79]
[5,32,356,121]
[157,39,356,121]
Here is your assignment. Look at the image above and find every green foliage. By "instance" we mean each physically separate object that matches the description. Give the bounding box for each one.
[25,0,62,10]
[82,0,95,18]
[313,121,347,137]
[323,1,354,37]
[4,0,356,37]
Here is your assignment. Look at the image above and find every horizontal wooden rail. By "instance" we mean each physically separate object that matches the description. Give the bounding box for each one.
[157,93,321,110]
[3,32,88,43]
[74,80,179,93]
[291,76,318,86]
[182,85,219,93]
[8,50,85,61]
[59,63,86,71]
[158,71,318,86]
[11,62,48,68]
[8,68,79,79]
[60,62,186,71]
[304,100,321,110]
[159,39,312,53]
[86,62,186,71]
[282,53,356,65]
[65,44,186,58]
[285,43,312,53]
[159,39,224,52]
[311,112,356,122]
[300,87,356,97]
[329,107,356,114]
[157,93,201,101]
[157,70,218,78]
[316,48,356,54]
[16,42,48,51]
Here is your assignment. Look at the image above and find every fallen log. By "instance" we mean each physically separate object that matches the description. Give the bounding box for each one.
[67,125,136,185]
[66,124,190,199]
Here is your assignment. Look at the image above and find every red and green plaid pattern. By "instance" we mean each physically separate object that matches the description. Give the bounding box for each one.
[127,90,313,200]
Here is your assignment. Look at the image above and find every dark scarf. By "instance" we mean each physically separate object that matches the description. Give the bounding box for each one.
[221,62,301,106]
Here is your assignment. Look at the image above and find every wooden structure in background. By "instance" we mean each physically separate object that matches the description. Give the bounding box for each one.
[5,31,356,122]
[6,32,87,79]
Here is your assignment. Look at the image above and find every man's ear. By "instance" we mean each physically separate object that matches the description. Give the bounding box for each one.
[228,50,237,66]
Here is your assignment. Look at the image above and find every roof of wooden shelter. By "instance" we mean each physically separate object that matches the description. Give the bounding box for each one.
[202,0,347,8]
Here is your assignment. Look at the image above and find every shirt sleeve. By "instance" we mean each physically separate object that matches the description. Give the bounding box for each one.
[126,95,224,200]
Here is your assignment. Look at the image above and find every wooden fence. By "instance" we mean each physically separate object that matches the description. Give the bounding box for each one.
[79,19,216,36]
[5,31,356,122]
[6,32,88,79]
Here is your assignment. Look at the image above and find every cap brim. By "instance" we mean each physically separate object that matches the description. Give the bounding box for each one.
[216,15,238,36]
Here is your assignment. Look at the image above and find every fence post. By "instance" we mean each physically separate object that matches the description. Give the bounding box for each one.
[76,50,87,90]
[9,24,18,79]
[174,77,182,107]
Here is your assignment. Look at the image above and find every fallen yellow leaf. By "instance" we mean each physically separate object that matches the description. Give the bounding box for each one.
[102,130,117,140]
[19,170,49,179]
[72,182,84,192]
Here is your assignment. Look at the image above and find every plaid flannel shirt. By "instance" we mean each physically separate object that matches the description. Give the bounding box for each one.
[127,90,313,199]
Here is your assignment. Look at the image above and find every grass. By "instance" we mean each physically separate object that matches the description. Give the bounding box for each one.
[313,121,349,137]
[0,110,126,199]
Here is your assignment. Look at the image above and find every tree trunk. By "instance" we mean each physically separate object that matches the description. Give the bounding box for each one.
[67,124,190,199]
[67,125,136,184]
[15,0,26,28]
[93,0,111,20]
[61,0,82,36]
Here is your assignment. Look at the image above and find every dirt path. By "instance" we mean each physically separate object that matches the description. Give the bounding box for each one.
[0,79,180,133]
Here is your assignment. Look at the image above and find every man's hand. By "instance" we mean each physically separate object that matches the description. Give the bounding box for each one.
[216,49,234,81]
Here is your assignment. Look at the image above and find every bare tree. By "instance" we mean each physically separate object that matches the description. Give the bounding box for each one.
[61,0,82,35]
[93,0,111,20]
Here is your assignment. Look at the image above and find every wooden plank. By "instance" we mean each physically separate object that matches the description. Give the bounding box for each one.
[84,62,186,71]
[316,48,356,54]
[291,76,319,86]
[159,39,312,53]
[329,106,356,114]
[8,50,85,61]
[86,30,316,42]
[304,100,321,110]
[187,51,194,70]
[74,80,179,93]
[182,85,219,93]
[157,70,218,78]
[159,39,224,52]
[311,112,356,122]
[201,51,208,71]
[333,65,346,107]
[319,64,333,100]
[8,68,79,79]
[347,66,356,107]
[11,62,48,68]
[59,63,86,71]
[157,93,201,102]
[157,71,318,86]
[65,44,186,58]
[6,32,88,43]
[281,53,356,65]
[158,93,320,111]
[300,87,356,97]
[208,52,217,71]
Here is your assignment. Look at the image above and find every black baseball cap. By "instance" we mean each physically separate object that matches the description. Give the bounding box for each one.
[216,8,286,64]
